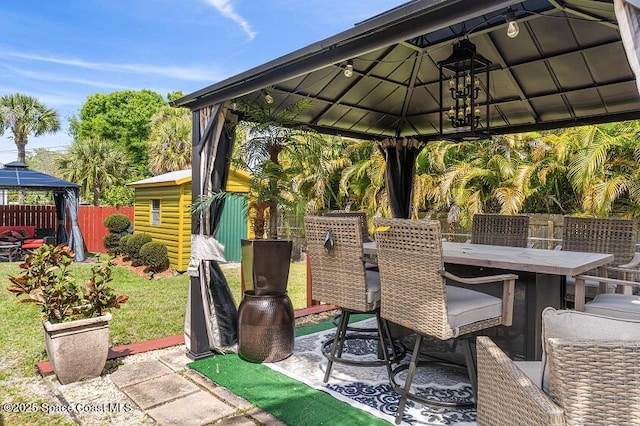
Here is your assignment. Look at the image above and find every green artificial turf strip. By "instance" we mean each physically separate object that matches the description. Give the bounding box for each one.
[295,313,373,337]
[189,353,388,426]
[189,315,384,426]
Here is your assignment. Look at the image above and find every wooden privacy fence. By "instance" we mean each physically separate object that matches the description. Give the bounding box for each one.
[78,206,134,253]
[0,205,57,228]
[0,205,134,253]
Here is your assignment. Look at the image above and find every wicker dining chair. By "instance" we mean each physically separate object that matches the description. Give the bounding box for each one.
[304,215,400,383]
[373,218,517,424]
[561,216,640,304]
[574,274,640,319]
[324,210,377,268]
[476,308,640,425]
[323,210,371,242]
[470,214,530,247]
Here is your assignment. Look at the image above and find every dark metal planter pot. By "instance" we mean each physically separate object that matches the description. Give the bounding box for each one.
[238,239,294,362]
[238,291,295,362]
[240,239,292,295]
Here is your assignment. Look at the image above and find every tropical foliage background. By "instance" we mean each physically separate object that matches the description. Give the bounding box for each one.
[1,90,640,232]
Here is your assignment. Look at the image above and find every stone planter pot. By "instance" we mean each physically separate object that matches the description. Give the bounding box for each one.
[43,313,112,384]
[241,239,292,295]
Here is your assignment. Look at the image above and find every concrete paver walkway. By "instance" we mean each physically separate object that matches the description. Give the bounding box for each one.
[45,345,286,425]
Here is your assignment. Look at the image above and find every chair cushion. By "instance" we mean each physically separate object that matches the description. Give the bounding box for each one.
[541,307,640,392]
[584,293,640,320]
[514,361,543,388]
[365,269,381,306]
[445,285,502,332]
[564,275,614,298]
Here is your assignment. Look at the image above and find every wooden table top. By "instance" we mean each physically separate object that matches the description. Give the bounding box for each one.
[363,241,614,276]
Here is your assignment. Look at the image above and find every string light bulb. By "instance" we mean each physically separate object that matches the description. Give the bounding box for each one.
[344,60,354,78]
[505,10,520,38]
[264,92,274,104]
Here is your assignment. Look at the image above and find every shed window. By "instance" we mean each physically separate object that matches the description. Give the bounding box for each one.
[151,199,161,225]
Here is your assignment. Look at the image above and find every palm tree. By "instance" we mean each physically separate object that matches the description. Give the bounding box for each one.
[558,124,639,216]
[0,93,60,163]
[148,106,192,175]
[235,97,311,239]
[58,139,130,206]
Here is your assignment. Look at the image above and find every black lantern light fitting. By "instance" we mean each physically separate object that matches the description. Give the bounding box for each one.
[438,39,491,140]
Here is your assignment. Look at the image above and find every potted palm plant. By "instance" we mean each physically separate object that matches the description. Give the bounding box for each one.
[6,244,128,384]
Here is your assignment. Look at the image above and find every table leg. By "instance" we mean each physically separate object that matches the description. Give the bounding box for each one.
[527,273,562,361]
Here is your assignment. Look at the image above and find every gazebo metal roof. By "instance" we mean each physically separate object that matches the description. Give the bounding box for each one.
[0,162,79,191]
[173,0,640,141]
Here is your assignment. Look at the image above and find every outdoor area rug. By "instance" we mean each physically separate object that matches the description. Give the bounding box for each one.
[189,316,476,425]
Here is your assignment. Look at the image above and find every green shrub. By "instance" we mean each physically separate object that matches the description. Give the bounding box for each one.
[118,234,132,257]
[126,233,153,263]
[104,214,131,234]
[103,232,126,255]
[140,242,169,271]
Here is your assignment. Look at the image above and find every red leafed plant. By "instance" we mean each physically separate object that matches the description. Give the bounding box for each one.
[7,244,128,323]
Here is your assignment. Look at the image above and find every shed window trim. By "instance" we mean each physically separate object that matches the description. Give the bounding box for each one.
[151,199,161,226]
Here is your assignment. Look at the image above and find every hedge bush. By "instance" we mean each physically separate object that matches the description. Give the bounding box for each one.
[103,232,126,255]
[104,214,131,234]
[118,234,132,257]
[126,233,153,265]
[140,242,169,271]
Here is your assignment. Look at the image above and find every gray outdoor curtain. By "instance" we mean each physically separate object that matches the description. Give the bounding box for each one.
[615,0,640,94]
[64,188,86,262]
[379,137,422,219]
[53,191,68,245]
[185,104,238,358]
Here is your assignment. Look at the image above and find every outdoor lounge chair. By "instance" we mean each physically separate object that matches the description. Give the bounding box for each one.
[373,218,517,424]
[476,308,640,425]
[470,214,530,247]
[304,215,400,383]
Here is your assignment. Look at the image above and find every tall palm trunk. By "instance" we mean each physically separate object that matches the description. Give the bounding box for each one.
[17,139,27,204]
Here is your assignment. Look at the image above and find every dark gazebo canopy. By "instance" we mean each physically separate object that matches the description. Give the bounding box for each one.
[0,162,86,261]
[0,162,79,190]
[174,0,640,141]
[173,0,640,358]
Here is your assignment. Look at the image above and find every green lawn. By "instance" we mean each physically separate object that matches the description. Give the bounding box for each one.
[1,259,308,374]
[0,259,308,426]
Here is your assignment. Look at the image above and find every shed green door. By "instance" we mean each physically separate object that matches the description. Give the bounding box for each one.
[216,195,248,262]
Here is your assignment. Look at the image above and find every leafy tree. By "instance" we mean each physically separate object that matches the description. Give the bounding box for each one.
[58,138,130,206]
[0,93,60,163]
[69,90,165,176]
[100,186,134,207]
[148,106,191,175]
[27,148,63,177]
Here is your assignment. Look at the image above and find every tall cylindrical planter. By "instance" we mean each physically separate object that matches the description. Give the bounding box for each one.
[241,239,292,295]
[239,239,294,362]
[238,291,295,362]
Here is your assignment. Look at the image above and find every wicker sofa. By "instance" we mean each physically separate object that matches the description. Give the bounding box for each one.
[476,308,640,425]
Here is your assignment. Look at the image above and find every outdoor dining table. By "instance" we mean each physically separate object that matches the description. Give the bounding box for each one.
[363,241,614,360]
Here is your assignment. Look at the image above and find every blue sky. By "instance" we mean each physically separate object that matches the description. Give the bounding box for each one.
[0,0,406,165]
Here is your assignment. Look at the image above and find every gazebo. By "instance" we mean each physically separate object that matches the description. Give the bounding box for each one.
[171,0,640,358]
[0,162,86,261]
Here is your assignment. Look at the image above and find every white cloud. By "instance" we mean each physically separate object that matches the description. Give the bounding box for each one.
[0,50,219,82]
[2,65,134,90]
[204,0,256,40]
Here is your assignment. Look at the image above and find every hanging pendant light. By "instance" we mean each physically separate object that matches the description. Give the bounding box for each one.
[438,39,491,140]
[505,10,520,38]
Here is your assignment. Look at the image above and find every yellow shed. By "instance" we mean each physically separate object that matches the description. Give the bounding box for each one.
[127,168,251,271]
